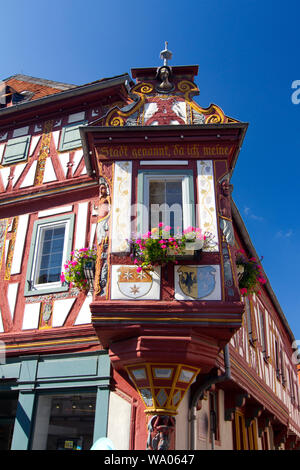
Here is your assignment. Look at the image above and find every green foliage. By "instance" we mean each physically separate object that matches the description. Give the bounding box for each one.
[236,249,266,297]
[61,247,97,290]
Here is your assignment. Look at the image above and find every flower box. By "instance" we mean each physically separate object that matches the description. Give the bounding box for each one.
[61,247,97,292]
[236,249,266,297]
[129,224,212,271]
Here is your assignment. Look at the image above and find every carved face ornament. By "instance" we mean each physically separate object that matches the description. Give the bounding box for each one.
[156,66,173,92]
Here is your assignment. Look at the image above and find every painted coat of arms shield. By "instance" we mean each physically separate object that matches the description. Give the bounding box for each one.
[117,266,153,299]
[177,265,217,299]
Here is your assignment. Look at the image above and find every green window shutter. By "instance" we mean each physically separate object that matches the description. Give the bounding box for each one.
[2,135,31,165]
[59,121,86,151]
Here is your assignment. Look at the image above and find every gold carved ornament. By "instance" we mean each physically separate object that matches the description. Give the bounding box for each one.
[104,83,154,127]
[34,120,54,186]
[177,80,230,124]
[4,216,19,280]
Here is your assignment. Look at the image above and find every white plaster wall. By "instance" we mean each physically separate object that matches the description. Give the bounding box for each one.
[52,130,60,149]
[217,389,233,450]
[38,206,73,218]
[107,392,131,450]
[43,157,57,183]
[0,166,10,190]
[0,308,4,333]
[72,150,83,174]
[175,391,190,449]
[7,282,19,321]
[29,135,41,156]
[11,214,29,274]
[22,302,40,330]
[75,202,88,249]
[20,160,37,188]
[89,223,96,247]
[196,397,210,450]
[59,152,70,177]
[74,296,91,325]
[13,163,27,187]
[52,298,75,327]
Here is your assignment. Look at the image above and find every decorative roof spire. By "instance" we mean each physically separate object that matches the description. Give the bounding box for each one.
[160,41,172,66]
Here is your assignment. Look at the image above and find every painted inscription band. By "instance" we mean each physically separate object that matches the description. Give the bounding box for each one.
[97,143,235,160]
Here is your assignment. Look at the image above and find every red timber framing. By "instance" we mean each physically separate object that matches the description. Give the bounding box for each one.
[0,74,133,357]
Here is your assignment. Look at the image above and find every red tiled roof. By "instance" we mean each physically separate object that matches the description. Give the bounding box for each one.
[5,78,67,100]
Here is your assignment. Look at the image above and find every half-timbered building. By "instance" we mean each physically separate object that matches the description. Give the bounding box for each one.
[0,48,299,450]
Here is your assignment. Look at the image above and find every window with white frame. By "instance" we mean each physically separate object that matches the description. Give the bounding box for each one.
[25,214,74,296]
[137,169,195,236]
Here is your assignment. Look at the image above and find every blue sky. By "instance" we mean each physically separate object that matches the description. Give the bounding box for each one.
[1,0,300,340]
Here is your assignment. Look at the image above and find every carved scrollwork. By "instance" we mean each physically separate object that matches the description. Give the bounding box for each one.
[190,102,227,124]
[177,80,198,97]
[139,83,154,94]
[206,113,223,124]
[110,116,124,127]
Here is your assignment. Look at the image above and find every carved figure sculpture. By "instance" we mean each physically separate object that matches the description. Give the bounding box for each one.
[219,178,232,218]
[95,179,111,296]
[156,66,174,93]
[147,415,175,450]
[96,181,110,243]
[219,177,235,246]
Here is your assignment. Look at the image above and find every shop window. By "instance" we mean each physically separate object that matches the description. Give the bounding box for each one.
[137,169,195,236]
[59,121,86,152]
[31,393,96,450]
[1,135,31,165]
[0,392,18,450]
[25,214,74,296]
